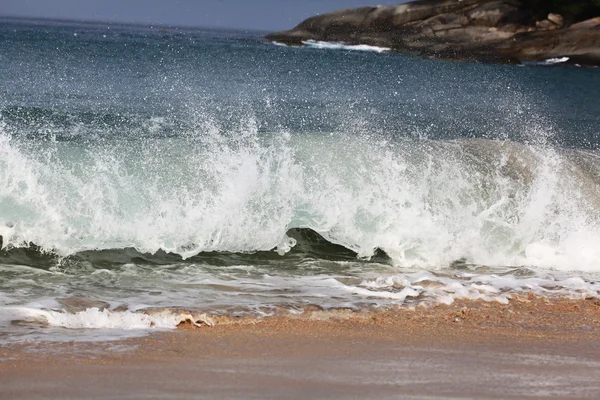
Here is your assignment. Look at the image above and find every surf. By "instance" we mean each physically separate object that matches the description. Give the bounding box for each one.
[2,114,600,271]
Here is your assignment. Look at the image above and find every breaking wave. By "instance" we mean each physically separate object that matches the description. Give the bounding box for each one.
[302,40,391,53]
[2,111,600,272]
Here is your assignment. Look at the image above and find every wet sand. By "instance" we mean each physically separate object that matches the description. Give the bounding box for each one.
[2,297,600,399]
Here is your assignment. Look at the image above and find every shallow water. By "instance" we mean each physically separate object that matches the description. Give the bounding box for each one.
[0,17,599,342]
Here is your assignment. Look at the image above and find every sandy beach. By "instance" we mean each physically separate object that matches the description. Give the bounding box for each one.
[1,297,600,399]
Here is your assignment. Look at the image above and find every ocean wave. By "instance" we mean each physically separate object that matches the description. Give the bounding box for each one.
[1,269,597,343]
[2,117,600,271]
[543,57,570,65]
[0,305,215,342]
[0,228,386,269]
[302,40,391,53]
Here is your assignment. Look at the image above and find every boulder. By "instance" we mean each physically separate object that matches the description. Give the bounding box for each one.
[536,19,557,30]
[548,13,565,28]
[467,1,519,27]
[265,0,600,65]
[504,17,600,65]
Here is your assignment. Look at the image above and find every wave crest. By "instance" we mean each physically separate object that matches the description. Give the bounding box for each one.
[2,117,600,271]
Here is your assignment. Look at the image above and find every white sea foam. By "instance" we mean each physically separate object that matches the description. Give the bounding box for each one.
[2,118,600,271]
[357,271,600,305]
[1,268,597,343]
[0,306,213,330]
[543,57,570,65]
[302,40,391,53]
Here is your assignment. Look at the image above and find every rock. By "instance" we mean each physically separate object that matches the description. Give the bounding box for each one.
[265,0,600,66]
[467,1,518,27]
[548,13,565,28]
[504,17,600,65]
[536,19,556,30]
[571,16,600,30]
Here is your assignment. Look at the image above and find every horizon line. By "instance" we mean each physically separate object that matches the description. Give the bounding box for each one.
[0,14,272,33]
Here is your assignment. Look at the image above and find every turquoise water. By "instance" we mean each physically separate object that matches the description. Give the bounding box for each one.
[0,18,599,342]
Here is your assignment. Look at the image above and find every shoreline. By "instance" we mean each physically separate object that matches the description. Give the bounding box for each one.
[2,297,600,399]
[265,0,600,66]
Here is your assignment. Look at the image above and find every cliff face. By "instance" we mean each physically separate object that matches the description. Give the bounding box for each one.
[265,0,600,65]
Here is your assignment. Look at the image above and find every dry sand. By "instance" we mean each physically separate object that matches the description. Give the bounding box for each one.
[1,296,600,399]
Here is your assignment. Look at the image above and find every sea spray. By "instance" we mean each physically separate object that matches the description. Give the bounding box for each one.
[2,115,600,270]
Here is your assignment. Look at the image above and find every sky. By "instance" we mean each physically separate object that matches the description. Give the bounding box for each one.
[0,0,407,31]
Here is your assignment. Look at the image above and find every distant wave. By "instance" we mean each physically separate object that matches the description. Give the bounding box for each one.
[302,40,391,53]
[523,57,580,67]
[543,57,570,65]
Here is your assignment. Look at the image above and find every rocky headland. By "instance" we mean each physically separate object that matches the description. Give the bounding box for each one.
[265,0,600,65]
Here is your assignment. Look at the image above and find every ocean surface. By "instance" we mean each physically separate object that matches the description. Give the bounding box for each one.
[1,18,599,343]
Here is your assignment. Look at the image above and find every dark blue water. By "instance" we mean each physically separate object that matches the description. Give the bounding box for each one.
[1,18,598,145]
